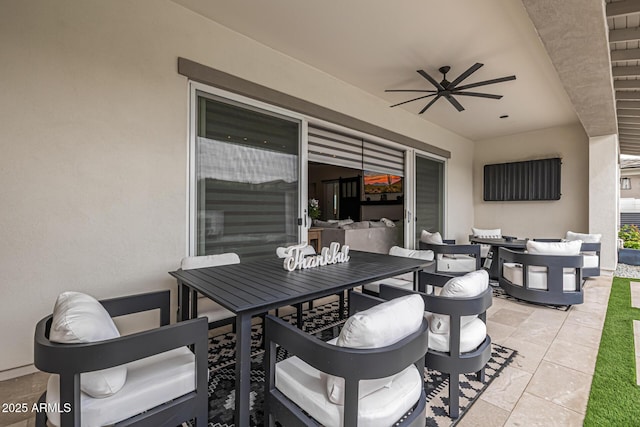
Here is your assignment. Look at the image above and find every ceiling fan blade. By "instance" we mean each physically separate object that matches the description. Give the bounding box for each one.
[454,75,516,91]
[417,69,445,91]
[454,91,503,99]
[419,95,441,114]
[448,63,484,89]
[445,95,465,112]
[385,89,438,93]
[389,93,437,108]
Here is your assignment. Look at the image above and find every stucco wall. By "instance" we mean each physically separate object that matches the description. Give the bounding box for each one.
[473,123,589,240]
[0,0,474,373]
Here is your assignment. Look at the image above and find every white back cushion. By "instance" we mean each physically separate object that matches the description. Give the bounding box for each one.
[471,227,502,238]
[180,253,240,270]
[420,230,444,245]
[565,231,601,243]
[326,294,424,404]
[430,269,489,335]
[526,240,582,255]
[389,246,434,261]
[50,292,127,398]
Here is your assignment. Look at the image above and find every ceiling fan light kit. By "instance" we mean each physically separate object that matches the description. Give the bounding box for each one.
[386,62,516,113]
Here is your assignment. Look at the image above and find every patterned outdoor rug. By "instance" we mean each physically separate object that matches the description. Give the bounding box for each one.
[187,300,516,427]
[490,283,572,311]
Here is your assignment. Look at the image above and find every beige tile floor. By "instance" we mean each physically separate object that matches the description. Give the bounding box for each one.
[0,275,613,427]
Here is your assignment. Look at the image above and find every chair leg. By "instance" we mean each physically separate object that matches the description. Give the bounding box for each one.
[449,373,460,419]
[476,367,485,383]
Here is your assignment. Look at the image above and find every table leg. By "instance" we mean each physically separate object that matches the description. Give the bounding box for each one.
[178,282,190,322]
[234,313,252,427]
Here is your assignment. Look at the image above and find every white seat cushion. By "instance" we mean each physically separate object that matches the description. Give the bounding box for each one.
[49,292,126,398]
[46,347,196,427]
[196,296,234,323]
[526,240,582,256]
[479,244,491,258]
[363,277,414,294]
[436,256,477,273]
[420,230,444,244]
[583,254,599,269]
[471,227,502,239]
[430,270,489,335]
[426,315,487,353]
[275,354,422,427]
[565,231,601,243]
[503,263,578,291]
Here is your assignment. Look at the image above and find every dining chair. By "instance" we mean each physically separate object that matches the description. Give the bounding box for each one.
[180,253,240,330]
[419,232,481,275]
[379,269,493,419]
[264,291,429,426]
[33,290,208,427]
[362,245,435,295]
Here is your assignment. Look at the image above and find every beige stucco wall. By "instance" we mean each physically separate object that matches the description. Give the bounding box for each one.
[473,123,589,240]
[0,0,474,373]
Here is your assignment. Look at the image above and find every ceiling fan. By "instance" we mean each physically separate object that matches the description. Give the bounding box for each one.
[385,63,516,113]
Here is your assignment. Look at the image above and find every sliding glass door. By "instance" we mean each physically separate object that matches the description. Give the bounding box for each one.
[192,91,302,261]
[414,154,444,245]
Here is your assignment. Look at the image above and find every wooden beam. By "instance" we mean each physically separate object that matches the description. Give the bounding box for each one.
[611,48,640,62]
[613,66,640,77]
[618,100,640,109]
[610,27,640,43]
[615,80,640,89]
[617,91,640,100]
[607,0,640,17]
[618,109,640,116]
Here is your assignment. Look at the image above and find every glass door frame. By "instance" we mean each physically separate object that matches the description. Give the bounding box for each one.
[404,149,448,249]
[188,81,309,256]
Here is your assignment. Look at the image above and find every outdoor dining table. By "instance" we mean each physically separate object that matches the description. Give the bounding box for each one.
[469,236,529,279]
[169,249,432,426]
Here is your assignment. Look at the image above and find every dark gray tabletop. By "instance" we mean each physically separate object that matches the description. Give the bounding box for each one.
[469,237,529,249]
[169,250,430,315]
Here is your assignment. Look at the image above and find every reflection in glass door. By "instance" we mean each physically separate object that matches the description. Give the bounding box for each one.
[194,93,301,261]
[415,155,444,246]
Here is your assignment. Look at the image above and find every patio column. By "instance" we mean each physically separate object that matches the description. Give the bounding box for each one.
[589,134,619,273]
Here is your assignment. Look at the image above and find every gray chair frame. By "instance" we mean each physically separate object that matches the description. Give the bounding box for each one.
[419,241,482,275]
[498,247,584,306]
[34,290,209,427]
[264,291,429,427]
[379,272,492,419]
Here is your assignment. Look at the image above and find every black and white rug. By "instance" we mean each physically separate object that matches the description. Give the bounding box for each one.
[188,300,516,427]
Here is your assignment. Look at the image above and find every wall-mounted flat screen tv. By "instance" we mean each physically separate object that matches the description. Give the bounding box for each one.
[363,172,403,194]
[483,157,561,201]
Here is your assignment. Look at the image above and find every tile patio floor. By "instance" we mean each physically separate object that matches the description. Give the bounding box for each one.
[0,275,613,427]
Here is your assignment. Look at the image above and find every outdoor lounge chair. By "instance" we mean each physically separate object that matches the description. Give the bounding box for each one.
[33,290,208,427]
[498,240,584,306]
[379,269,493,419]
[264,291,429,426]
[362,245,435,295]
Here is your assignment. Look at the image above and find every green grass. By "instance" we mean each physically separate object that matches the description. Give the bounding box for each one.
[584,277,640,426]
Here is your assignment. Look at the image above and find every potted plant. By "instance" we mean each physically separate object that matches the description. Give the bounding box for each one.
[618,224,640,265]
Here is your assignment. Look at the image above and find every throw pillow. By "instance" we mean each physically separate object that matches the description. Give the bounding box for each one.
[471,227,502,238]
[50,291,127,398]
[565,231,601,243]
[526,240,582,255]
[389,246,434,261]
[312,220,339,229]
[380,217,396,227]
[430,269,489,335]
[420,230,444,245]
[326,294,424,404]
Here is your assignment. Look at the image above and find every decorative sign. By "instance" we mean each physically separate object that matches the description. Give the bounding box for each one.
[282,242,350,271]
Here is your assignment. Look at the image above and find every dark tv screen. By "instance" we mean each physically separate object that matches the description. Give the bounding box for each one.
[483,158,561,201]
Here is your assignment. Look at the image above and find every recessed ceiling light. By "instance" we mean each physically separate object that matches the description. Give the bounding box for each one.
[499,115,509,119]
